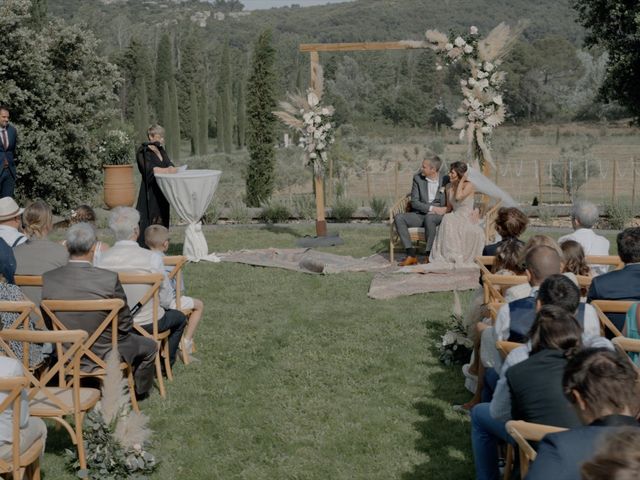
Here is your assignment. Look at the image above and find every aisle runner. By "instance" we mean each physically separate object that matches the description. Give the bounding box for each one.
[220,248,481,299]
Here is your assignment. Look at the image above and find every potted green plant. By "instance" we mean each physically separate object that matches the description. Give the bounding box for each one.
[100,129,136,209]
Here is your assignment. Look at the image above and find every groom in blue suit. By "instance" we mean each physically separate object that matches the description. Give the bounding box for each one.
[0,106,19,198]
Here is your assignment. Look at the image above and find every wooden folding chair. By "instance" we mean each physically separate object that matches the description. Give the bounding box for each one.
[163,255,196,364]
[585,255,623,271]
[480,200,502,244]
[504,420,567,479]
[40,298,140,413]
[12,276,45,330]
[0,329,100,476]
[0,376,44,480]
[481,273,528,305]
[590,300,631,338]
[118,273,172,397]
[496,340,523,360]
[388,194,426,263]
[0,300,47,374]
[611,337,640,372]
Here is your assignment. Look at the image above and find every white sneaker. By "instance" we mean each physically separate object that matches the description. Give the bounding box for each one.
[462,364,478,393]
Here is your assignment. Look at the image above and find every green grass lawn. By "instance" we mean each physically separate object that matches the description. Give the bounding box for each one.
[41,224,476,479]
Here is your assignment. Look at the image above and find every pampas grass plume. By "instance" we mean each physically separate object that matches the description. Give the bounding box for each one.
[100,349,129,425]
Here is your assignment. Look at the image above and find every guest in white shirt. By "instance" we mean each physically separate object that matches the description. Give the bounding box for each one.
[0,197,26,247]
[0,356,47,460]
[558,201,610,276]
[98,207,186,366]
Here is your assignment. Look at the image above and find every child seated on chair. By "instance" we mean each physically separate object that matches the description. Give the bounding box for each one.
[144,225,204,357]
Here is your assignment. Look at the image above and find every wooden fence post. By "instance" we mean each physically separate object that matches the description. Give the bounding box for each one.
[612,158,617,204]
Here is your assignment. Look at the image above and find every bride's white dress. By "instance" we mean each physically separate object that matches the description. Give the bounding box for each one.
[429,190,485,265]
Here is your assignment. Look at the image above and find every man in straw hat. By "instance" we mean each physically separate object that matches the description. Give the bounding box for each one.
[0,197,26,247]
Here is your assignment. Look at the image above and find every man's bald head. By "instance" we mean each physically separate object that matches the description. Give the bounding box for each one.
[525,245,562,286]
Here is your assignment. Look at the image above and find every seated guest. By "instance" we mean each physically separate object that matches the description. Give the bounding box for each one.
[98,207,186,366]
[483,207,528,256]
[561,240,590,297]
[67,205,108,265]
[42,223,157,398]
[0,274,44,368]
[0,235,16,284]
[581,428,640,480]
[471,306,583,480]
[558,200,609,276]
[0,356,47,461]
[494,246,563,343]
[0,197,26,247]
[587,227,640,333]
[14,200,68,321]
[622,303,640,363]
[526,348,640,480]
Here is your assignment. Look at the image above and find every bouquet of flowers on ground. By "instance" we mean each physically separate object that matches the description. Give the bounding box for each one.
[438,291,474,366]
[274,63,335,178]
[98,129,133,166]
[65,351,157,479]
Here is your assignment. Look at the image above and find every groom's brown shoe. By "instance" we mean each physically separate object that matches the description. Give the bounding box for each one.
[398,256,418,266]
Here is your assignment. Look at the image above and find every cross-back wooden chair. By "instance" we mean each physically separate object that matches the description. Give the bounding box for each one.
[590,300,630,338]
[118,273,172,397]
[163,255,196,364]
[12,276,45,330]
[478,200,502,245]
[611,337,640,372]
[481,273,528,305]
[496,340,523,360]
[585,255,623,271]
[40,298,140,413]
[0,329,100,476]
[0,301,47,375]
[388,194,425,263]
[576,275,592,291]
[504,420,567,479]
[0,376,44,480]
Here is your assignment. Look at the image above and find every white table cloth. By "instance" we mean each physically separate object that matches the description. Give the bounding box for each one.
[155,169,222,262]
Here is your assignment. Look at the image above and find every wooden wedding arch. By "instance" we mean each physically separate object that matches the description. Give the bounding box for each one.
[298,41,492,236]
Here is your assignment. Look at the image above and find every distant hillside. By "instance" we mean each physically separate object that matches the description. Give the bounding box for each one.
[49,0,584,54]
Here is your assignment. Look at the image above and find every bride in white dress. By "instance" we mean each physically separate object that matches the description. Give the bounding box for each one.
[429,161,485,265]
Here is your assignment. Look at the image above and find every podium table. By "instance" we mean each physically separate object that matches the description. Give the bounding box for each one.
[155,169,222,262]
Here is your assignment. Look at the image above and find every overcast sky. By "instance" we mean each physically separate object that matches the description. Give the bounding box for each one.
[242,0,354,10]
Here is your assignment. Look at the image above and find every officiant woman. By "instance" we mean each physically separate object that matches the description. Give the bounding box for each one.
[136,124,178,248]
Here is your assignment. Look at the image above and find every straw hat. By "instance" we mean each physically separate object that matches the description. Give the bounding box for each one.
[0,197,24,222]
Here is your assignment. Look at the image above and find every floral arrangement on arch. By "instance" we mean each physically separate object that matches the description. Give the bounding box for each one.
[273,63,335,178]
[402,22,525,169]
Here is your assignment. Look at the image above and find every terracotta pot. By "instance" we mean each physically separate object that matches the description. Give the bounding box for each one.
[103,164,136,209]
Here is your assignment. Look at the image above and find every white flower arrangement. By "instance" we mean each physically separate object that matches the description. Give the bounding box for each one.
[416,23,525,169]
[438,291,474,366]
[274,64,336,178]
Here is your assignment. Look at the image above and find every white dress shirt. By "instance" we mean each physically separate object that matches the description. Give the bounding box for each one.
[426,175,439,212]
[558,228,610,276]
[0,225,26,248]
[97,240,173,326]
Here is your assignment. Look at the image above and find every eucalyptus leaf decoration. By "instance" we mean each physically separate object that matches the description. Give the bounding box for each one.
[274,63,335,178]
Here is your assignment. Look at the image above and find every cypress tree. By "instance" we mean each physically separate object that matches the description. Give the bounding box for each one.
[236,78,246,149]
[156,34,173,126]
[190,84,200,155]
[162,82,173,153]
[216,94,224,152]
[134,77,149,143]
[169,76,181,160]
[199,85,209,154]
[245,30,277,207]
[218,43,234,154]
[29,0,47,30]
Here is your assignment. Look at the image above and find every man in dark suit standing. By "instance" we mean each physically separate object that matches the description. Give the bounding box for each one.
[0,106,19,199]
[587,227,640,332]
[394,154,448,266]
[42,222,157,399]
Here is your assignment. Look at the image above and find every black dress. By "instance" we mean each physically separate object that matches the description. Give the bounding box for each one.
[135,143,174,248]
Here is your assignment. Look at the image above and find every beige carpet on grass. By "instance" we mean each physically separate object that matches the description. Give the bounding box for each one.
[220,248,480,299]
